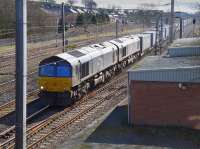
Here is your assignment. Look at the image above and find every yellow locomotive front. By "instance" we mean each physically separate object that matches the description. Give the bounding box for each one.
[38,56,73,106]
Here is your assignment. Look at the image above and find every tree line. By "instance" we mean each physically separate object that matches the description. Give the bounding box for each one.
[0,0,57,39]
[76,12,110,26]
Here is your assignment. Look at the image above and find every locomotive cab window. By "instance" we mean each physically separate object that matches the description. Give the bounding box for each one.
[122,47,127,57]
[57,64,72,77]
[39,64,55,77]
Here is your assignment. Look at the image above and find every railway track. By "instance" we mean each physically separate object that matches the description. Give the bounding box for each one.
[0,90,39,119]
[0,36,171,148]
[0,68,128,149]
[0,71,38,95]
[0,105,50,146]
[0,47,61,75]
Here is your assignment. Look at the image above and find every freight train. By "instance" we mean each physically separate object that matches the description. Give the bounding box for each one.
[38,26,170,106]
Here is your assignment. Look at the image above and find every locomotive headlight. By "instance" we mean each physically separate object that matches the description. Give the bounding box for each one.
[40,86,44,90]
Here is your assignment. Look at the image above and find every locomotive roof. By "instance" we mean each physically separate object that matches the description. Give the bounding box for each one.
[56,52,79,66]
[109,35,140,47]
[55,41,118,66]
[68,50,86,58]
[120,35,140,41]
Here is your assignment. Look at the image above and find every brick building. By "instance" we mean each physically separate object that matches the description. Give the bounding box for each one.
[128,38,200,129]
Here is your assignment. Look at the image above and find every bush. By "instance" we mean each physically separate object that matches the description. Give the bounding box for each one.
[76,12,110,26]
[76,14,85,26]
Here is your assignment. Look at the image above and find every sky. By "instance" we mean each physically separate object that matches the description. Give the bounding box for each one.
[53,0,199,13]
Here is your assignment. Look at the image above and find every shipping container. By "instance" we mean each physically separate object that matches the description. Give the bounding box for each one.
[143,31,156,47]
[137,33,151,53]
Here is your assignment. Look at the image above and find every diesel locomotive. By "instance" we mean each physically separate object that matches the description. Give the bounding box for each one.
[38,28,168,106]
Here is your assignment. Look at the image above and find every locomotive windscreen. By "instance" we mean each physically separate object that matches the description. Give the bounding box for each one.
[40,64,55,77]
[39,63,72,77]
[57,65,72,77]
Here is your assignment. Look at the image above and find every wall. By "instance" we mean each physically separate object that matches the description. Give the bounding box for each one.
[129,81,200,130]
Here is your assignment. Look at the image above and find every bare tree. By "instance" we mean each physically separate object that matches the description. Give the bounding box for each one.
[107,4,112,9]
[0,0,57,38]
[82,0,97,12]
[115,5,121,11]
[82,0,87,8]
[111,5,116,10]
[136,3,157,28]
[89,0,97,10]
[109,5,117,13]
[67,0,77,7]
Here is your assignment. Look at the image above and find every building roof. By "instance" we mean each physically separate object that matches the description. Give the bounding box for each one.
[131,56,200,71]
[170,38,200,48]
[128,56,200,83]
[168,38,200,57]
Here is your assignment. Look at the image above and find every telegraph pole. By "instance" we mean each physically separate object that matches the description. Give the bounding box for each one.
[15,0,27,148]
[62,2,65,52]
[96,21,99,42]
[116,20,118,38]
[56,18,58,47]
[180,17,183,38]
[155,18,159,55]
[161,13,163,42]
[170,0,174,43]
